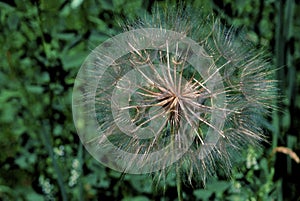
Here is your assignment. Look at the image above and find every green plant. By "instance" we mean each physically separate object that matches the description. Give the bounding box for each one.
[1,0,299,200]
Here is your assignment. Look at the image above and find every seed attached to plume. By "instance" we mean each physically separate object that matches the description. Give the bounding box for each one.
[72,5,278,184]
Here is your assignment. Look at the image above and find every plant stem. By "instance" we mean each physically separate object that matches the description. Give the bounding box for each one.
[42,121,68,201]
[176,163,183,201]
[170,118,183,201]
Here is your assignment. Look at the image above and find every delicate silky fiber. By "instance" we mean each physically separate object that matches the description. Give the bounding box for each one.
[72,4,278,195]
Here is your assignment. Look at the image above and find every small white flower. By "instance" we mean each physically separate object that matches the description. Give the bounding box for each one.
[39,175,54,195]
[53,145,64,157]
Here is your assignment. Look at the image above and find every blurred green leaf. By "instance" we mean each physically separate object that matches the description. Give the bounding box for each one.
[121,196,150,201]
[193,189,213,200]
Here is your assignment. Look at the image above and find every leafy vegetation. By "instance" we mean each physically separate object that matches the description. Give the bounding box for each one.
[0,0,299,200]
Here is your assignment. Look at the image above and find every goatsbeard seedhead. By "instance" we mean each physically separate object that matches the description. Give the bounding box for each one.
[72,5,278,185]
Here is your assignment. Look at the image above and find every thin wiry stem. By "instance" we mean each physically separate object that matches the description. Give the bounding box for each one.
[176,163,183,201]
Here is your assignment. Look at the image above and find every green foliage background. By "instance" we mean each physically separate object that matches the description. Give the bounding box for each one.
[0,0,299,200]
